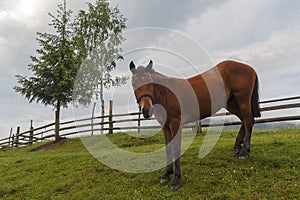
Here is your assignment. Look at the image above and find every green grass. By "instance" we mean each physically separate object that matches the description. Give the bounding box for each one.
[0,129,299,199]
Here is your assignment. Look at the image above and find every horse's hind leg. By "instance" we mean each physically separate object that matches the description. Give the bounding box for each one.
[239,116,254,159]
[234,124,245,154]
[234,95,254,159]
[227,95,245,155]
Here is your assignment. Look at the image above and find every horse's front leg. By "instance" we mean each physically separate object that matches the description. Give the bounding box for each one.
[160,126,173,184]
[170,122,182,191]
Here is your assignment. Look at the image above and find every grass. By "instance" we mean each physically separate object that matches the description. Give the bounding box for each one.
[0,128,299,199]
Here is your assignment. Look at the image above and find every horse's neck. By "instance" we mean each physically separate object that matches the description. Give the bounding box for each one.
[151,72,170,105]
[151,70,168,79]
[151,71,186,105]
[151,71,184,82]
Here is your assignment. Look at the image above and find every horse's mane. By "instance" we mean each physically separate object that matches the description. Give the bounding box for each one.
[150,69,168,79]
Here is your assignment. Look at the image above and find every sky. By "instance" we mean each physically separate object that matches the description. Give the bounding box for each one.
[0,0,300,138]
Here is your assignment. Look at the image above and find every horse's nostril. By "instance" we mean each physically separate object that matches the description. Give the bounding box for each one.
[142,108,149,119]
[142,107,153,119]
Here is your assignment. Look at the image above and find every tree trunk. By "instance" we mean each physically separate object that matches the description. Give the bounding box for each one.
[55,99,61,141]
[100,65,104,134]
[100,97,105,134]
[91,102,96,136]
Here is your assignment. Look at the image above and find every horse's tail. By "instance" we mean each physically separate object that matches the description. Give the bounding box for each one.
[251,75,261,118]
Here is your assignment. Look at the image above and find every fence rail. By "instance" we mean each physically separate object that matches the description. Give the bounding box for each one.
[1,96,300,148]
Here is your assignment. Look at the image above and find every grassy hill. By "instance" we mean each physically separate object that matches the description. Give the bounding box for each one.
[0,129,299,199]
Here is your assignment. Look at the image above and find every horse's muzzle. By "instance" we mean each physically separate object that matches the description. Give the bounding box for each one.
[142,107,154,119]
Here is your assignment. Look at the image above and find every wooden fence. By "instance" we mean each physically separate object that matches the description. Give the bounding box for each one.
[1,96,300,148]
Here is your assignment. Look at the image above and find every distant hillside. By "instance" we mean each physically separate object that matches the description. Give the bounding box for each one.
[222,121,300,130]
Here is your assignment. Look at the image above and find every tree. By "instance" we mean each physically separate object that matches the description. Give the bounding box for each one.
[73,0,127,129]
[14,0,79,141]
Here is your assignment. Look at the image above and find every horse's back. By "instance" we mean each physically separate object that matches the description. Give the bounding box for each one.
[217,60,257,78]
[216,60,258,93]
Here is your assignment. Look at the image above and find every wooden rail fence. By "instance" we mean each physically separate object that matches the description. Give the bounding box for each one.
[1,96,300,148]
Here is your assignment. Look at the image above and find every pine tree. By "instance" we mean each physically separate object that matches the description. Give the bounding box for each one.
[14,0,79,141]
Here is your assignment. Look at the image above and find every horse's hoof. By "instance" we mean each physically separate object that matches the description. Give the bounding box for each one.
[234,145,242,155]
[234,148,241,155]
[239,155,248,160]
[239,149,249,160]
[160,178,169,185]
[170,183,181,191]
[170,177,181,191]
[238,153,249,160]
[170,184,180,191]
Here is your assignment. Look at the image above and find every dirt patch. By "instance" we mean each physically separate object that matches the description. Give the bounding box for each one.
[31,140,65,152]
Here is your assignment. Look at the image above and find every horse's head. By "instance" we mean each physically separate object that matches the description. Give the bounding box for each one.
[129,60,154,119]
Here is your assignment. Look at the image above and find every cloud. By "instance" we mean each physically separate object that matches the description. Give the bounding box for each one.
[0,0,300,139]
[215,25,300,99]
[0,0,82,137]
[180,0,300,99]
[110,0,227,29]
[184,0,299,49]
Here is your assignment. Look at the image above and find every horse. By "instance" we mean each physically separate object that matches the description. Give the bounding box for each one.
[129,60,261,190]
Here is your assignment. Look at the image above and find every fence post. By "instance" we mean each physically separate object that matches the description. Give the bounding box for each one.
[193,121,202,134]
[15,127,20,147]
[29,120,34,145]
[8,128,12,147]
[108,100,113,134]
[197,121,202,134]
[138,111,141,133]
[11,134,15,147]
[91,102,96,136]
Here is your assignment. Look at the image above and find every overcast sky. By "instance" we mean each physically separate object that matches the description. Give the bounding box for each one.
[0,0,300,138]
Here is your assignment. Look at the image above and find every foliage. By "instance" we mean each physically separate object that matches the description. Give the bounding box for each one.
[73,0,127,106]
[14,0,78,109]
[14,0,79,141]
[14,0,127,139]
[0,129,299,199]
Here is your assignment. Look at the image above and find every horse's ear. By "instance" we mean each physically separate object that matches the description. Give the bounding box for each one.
[146,60,153,72]
[129,61,136,73]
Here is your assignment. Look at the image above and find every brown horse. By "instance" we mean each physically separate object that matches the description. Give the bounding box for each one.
[129,60,261,190]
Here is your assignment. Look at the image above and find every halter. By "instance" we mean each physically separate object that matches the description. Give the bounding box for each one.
[135,81,155,105]
[136,93,155,104]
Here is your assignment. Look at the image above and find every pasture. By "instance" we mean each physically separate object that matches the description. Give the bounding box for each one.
[0,128,299,199]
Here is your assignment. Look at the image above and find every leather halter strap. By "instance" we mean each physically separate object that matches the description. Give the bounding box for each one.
[136,93,155,104]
